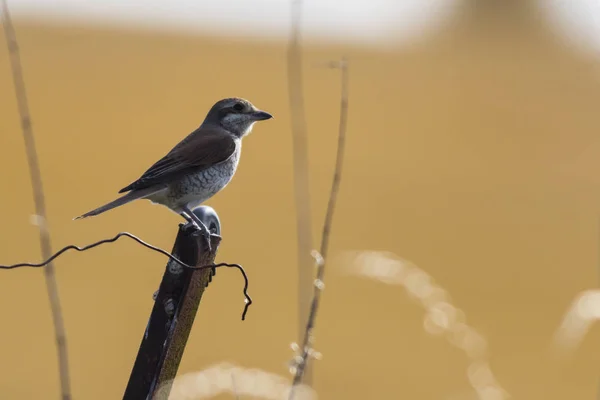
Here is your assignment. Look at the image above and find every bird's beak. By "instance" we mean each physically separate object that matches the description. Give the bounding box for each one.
[251,110,273,121]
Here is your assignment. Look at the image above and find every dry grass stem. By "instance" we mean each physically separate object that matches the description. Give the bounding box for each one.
[288,59,349,399]
[286,0,316,384]
[0,1,71,399]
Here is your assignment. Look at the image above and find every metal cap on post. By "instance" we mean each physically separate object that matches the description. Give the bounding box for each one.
[192,207,221,284]
[192,206,221,236]
[123,206,222,400]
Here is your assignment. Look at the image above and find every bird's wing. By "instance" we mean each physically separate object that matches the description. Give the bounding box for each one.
[118,126,237,193]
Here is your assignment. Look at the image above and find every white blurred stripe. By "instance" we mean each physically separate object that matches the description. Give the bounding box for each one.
[336,250,509,400]
[536,0,600,52]
[8,0,460,45]
[553,289,600,353]
[155,362,316,400]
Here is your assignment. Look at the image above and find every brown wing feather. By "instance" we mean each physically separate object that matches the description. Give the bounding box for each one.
[118,126,237,193]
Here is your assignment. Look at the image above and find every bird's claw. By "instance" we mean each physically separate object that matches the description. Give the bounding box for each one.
[194,222,212,252]
[201,226,212,252]
[182,210,214,252]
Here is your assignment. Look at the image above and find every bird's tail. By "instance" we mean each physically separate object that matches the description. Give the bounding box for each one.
[74,186,163,220]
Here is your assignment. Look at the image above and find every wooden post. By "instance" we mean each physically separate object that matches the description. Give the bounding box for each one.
[123,206,222,400]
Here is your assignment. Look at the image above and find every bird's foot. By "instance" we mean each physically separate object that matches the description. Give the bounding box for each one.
[192,221,212,252]
[181,208,217,252]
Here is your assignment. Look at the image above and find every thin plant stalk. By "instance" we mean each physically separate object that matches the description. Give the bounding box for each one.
[0,3,71,399]
[289,59,349,399]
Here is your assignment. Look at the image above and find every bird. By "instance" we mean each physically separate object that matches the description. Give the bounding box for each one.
[74,97,273,247]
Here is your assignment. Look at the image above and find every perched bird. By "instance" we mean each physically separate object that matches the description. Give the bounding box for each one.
[75,97,273,244]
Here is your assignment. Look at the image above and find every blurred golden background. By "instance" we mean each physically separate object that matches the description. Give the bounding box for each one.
[1,1,600,399]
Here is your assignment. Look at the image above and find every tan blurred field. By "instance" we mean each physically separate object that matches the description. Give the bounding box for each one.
[2,3,600,399]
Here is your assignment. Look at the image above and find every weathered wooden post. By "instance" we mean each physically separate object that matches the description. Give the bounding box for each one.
[123,206,222,400]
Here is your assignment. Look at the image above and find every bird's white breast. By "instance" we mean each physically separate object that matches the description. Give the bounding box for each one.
[154,140,242,212]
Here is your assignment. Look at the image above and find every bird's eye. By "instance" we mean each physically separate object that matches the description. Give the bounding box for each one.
[233,103,244,112]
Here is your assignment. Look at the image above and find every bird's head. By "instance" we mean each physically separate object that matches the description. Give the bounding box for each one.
[204,97,273,138]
